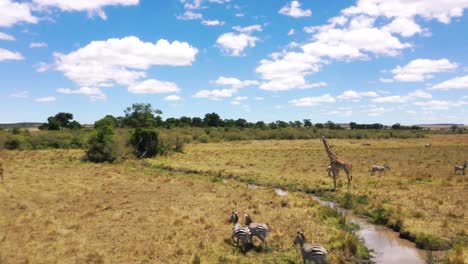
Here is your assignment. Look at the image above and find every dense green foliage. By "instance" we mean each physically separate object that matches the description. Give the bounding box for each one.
[39,112,81,130]
[130,128,159,158]
[85,125,117,163]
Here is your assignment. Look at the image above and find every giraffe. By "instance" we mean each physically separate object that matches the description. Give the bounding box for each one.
[321,136,353,191]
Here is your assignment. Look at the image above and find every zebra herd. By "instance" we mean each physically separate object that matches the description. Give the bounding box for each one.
[229,211,327,263]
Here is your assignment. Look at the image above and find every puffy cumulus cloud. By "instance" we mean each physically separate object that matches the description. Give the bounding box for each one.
[337,90,378,101]
[216,32,258,56]
[164,95,183,101]
[430,75,468,90]
[289,94,336,107]
[193,88,237,100]
[195,77,257,100]
[201,19,224,26]
[128,79,180,94]
[342,0,468,24]
[233,24,262,33]
[0,0,38,27]
[35,96,56,102]
[30,42,47,48]
[51,36,197,89]
[382,18,423,37]
[32,0,139,20]
[0,32,15,41]
[177,10,203,20]
[212,76,259,89]
[372,89,432,103]
[57,87,106,100]
[279,1,312,18]
[0,48,23,61]
[390,59,458,82]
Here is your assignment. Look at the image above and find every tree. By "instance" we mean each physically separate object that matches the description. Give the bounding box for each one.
[123,103,162,128]
[46,117,61,130]
[235,118,248,128]
[303,119,312,127]
[67,120,82,130]
[450,125,459,132]
[204,113,221,127]
[392,123,401,130]
[349,122,357,130]
[54,112,74,129]
[314,123,324,129]
[191,117,203,127]
[254,121,266,129]
[86,125,117,163]
[130,128,159,158]
[95,115,118,129]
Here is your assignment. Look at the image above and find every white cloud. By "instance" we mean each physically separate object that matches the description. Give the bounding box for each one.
[337,90,378,101]
[0,32,15,41]
[177,10,203,20]
[0,48,23,61]
[164,95,183,101]
[128,79,180,94]
[0,0,38,27]
[30,42,47,48]
[289,94,336,107]
[372,89,432,103]
[382,18,423,37]
[379,78,394,83]
[9,90,29,98]
[212,76,259,88]
[254,96,264,100]
[288,29,295,36]
[193,88,237,100]
[231,95,248,105]
[35,96,56,102]
[201,19,224,26]
[216,32,258,56]
[57,87,106,100]
[430,75,468,90]
[279,1,312,18]
[413,100,452,110]
[390,59,458,82]
[365,106,393,116]
[233,24,262,33]
[51,36,198,89]
[342,0,468,24]
[32,0,139,20]
[327,110,353,117]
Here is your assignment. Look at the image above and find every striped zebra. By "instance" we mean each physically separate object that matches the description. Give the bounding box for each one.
[230,211,251,252]
[454,161,467,175]
[370,165,390,175]
[293,231,328,264]
[244,213,269,247]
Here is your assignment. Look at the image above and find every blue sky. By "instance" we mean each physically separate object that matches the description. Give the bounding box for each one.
[0,0,467,125]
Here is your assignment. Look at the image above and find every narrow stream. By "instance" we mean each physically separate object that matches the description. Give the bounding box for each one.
[309,195,429,264]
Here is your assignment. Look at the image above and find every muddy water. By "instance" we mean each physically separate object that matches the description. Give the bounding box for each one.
[310,196,428,264]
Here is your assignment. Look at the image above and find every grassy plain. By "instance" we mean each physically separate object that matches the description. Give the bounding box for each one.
[151,135,468,261]
[0,150,368,263]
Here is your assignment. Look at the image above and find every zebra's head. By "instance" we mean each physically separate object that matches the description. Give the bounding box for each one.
[384,165,391,170]
[230,211,239,224]
[244,213,252,225]
[464,161,467,167]
[294,231,306,246]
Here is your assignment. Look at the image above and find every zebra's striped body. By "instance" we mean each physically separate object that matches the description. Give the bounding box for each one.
[454,161,467,175]
[244,214,269,246]
[370,165,390,175]
[294,232,328,264]
[230,211,251,252]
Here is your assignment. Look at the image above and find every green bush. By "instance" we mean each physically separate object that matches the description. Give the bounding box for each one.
[130,128,159,158]
[85,125,117,163]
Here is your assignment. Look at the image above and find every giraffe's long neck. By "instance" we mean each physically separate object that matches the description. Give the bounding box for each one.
[322,137,338,162]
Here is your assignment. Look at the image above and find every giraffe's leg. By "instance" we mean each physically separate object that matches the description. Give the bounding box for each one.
[332,169,337,191]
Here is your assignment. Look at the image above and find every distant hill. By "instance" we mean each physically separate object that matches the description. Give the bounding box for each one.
[0,122,42,129]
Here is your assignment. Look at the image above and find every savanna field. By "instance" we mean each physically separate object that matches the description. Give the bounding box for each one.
[0,134,467,263]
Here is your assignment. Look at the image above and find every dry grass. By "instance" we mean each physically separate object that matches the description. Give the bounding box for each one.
[0,150,367,263]
[150,134,467,260]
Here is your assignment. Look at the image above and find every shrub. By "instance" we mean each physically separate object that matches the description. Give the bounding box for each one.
[130,128,159,158]
[85,125,117,163]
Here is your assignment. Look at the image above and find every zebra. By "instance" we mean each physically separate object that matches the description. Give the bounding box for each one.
[244,213,269,247]
[229,211,251,252]
[370,165,390,175]
[454,161,467,175]
[293,231,328,264]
